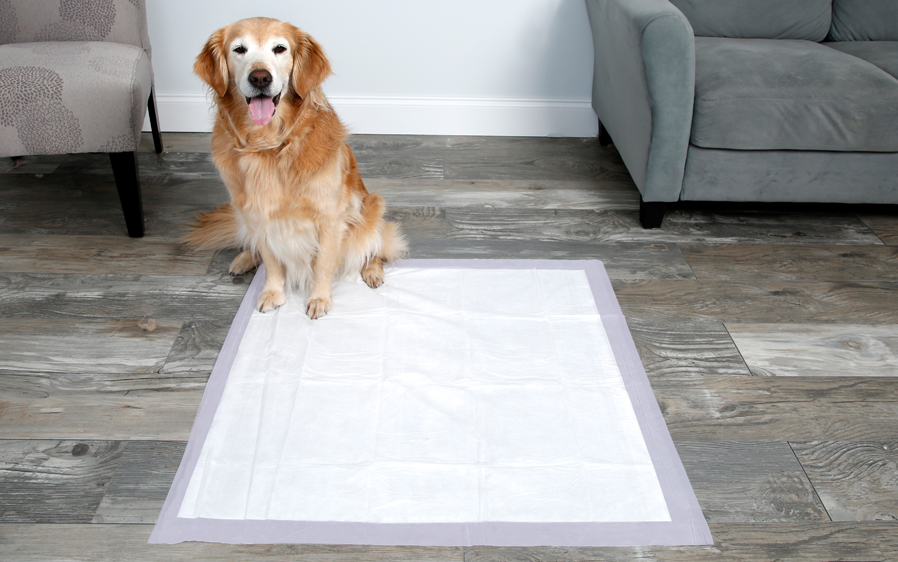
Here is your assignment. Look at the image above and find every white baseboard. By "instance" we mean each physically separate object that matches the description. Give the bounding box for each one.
[143,94,598,137]
[144,94,216,133]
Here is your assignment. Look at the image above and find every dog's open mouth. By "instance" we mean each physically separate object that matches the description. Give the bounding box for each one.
[246,94,281,126]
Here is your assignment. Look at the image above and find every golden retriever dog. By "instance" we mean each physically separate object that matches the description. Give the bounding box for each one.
[185,17,407,319]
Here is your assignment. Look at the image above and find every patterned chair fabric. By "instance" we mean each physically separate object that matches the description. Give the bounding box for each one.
[0,42,153,155]
[0,0,162,237]
[0,0,152,55]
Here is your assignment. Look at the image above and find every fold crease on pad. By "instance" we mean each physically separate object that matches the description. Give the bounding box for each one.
[150,260,711,547]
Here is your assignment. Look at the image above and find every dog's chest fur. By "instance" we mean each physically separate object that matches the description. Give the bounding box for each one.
[215,138,363,287]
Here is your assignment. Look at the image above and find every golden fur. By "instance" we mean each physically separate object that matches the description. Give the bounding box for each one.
[185,18,407,319]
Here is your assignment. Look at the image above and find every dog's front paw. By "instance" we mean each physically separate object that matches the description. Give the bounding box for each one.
[306,297,332,320]
[257,290,286,313]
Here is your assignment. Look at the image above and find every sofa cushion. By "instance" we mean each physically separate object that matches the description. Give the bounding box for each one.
[823,41,898,80]
[682,145,898,204]
[667,0,831,41]
[829,0,898,41]
[691,37,898,152]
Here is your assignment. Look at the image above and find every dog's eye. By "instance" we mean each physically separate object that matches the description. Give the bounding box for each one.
[273,45,287,54]
[233,45,247,54]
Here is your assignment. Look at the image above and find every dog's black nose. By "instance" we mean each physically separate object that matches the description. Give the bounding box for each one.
[249,69,272,89]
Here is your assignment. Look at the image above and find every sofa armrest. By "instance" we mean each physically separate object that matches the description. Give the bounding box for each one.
[585,0,695,203]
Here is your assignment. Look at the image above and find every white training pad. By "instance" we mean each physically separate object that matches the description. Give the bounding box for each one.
[150,260,711,546]
[178,267,670,524]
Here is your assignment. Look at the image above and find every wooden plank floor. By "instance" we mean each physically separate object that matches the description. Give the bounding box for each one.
[1,133,897,560]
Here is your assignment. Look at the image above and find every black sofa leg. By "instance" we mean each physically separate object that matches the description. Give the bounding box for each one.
[598,119,612,147]
[147,86,164,154]
[109,151,145,238]
[639,198,666,229]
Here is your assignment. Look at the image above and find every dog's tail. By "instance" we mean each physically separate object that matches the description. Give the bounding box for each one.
[379,220,408,263]
[340,193,408,280]
[359,192,408,263]
[183,203,240,250]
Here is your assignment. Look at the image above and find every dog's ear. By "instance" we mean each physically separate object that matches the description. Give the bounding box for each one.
[195,28,229,97]
[291,30,332,98]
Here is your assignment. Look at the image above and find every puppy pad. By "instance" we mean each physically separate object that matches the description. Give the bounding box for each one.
[150,260,711,546]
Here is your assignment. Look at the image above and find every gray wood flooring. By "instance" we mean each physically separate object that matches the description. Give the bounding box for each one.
[1,133,897,560]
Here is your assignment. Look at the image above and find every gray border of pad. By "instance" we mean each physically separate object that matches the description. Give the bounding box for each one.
[149,260,712,547]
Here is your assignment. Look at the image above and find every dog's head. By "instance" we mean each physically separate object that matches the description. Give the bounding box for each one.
[194,18,332,126]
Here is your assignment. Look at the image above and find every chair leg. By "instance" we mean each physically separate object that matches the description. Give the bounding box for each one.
[639,197,666,229]
[147,86,164,154]
[109,152,145,238]
[598,119,612,147]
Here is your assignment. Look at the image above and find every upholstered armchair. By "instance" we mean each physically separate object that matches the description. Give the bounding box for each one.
[0,0,163,237]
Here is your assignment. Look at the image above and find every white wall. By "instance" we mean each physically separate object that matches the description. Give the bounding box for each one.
[145,0,598,137]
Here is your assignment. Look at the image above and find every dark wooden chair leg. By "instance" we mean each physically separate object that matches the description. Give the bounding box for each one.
[639,197,666,229]
[598,119,612,147]
[109,151,145,237]
[147,86,164,154]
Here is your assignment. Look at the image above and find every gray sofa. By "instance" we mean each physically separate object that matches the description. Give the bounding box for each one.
[584,0,898,228]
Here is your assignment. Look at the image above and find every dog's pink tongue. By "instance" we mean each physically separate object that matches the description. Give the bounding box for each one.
[249,96,275,126]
